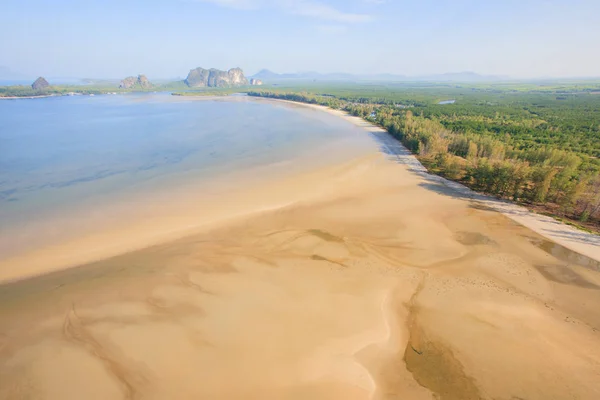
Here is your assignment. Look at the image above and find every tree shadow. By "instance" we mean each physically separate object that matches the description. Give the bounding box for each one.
[367,130,428,174]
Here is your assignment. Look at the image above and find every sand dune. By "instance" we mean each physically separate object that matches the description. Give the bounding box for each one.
[1,101,600,399]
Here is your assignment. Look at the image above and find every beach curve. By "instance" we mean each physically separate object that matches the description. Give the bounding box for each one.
[1,96,600,400]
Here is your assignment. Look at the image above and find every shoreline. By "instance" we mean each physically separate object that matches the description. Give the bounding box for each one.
[256,97,600,264]
[2,95,600,399]
[0,101,378,284]
[0,94,57,100]
[1,95,598,284]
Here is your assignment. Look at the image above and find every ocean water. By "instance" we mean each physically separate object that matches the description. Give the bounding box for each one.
[0,93,373,259]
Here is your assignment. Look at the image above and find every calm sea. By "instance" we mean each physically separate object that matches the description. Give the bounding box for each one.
[0,93,373,258]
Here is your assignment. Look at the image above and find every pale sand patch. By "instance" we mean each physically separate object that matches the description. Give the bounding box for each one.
[1,97,600,400]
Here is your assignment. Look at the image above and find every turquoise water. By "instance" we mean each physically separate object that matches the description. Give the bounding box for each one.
[0,93,372,253]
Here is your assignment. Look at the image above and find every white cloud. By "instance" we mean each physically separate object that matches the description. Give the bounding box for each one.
[189,0,372,22]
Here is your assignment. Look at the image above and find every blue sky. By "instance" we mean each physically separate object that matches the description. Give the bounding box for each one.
[1,0,599,79]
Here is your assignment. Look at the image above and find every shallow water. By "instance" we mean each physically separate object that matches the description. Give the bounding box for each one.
[529,236,600,271]
[0,94,374,260]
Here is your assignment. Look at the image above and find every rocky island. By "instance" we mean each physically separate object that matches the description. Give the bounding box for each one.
[31,77,50,90]
[184,67,249,88]
[119,75,152,89]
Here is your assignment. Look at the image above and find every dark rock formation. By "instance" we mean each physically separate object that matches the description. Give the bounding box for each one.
[137,75,152,89]
[250,78,263,86]
[184,67,249,88]
[119,76,136,89]
[185,68,210,87]
[32,77,49,90]
[119,75,152,89]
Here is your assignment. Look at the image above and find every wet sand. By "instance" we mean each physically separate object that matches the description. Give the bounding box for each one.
[1,101,600,399]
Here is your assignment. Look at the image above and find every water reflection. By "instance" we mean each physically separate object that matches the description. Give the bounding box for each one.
[529,237,600,271]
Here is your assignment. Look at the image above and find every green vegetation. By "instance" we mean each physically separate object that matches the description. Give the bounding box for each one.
[0,85,106,97]
[247,82,600,231]
[0,80,190,97]
[0,81,253,98]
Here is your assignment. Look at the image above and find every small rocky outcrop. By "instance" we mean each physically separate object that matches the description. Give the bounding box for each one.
[32,77,49,90]
[226,68,248,86]
[119,75,152,89]
[137,75,152,89]
[184,67,249,88]
[119,76,136,89]
[250,78,263,86]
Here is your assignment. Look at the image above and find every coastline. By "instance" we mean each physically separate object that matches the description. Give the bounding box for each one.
[0,94,56,100]
[1,96,600,399]
[258,97,600,264]
[1,95,598,279]
[0,96,379,284]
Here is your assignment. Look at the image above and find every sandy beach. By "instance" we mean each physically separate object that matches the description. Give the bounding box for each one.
[1,98,600,400]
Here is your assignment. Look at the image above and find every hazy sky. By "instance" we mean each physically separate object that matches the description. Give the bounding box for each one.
[1,0,599,79]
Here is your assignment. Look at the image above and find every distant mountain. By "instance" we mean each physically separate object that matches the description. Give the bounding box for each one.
[252,70,329,80]
[251,70,396,82]
[250,69,506,83]
[252,69,281,80]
